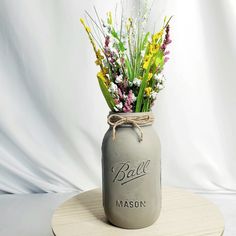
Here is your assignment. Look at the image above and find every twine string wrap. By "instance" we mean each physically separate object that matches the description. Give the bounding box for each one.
[107,113,154,142]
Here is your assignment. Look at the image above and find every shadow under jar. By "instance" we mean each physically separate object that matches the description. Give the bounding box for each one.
[102,112,161,229]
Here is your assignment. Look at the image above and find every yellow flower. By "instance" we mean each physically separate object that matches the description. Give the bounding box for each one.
[107,12,112,25]
[143,55,151,70]
[126,18,133,31]
[102,67,109,74]
[148,73,153,81]
[96,49,104,60]
[149,43,159,54]
[80,18,85,25]
[80,18,91,33]
[97,71,108,86]
[145,87,152,97]
[152,29,164,42]
[81,18,104,73]
[95,59,102,65]
[95,50,104,65]
[80,18,96,52]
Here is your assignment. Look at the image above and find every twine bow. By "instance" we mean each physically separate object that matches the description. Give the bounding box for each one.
[107,114,154,142]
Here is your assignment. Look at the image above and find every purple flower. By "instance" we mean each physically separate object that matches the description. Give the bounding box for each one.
[164,57,169,63]
[164,50,170,55]
[123,106,132,113]
[123,90,134,113]
[161,25,171,52]
[118,88,123,99]
[109,57,115,63]
[105,36,110,47]
[161,25,171,64]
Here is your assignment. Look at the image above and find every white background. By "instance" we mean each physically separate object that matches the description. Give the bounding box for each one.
[0,0,235,194]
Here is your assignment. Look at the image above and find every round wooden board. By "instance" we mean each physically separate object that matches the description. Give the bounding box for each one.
[51,187,224,236]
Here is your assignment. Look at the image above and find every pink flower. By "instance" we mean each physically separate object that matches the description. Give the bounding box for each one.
[114,99,120,105]
[123,106,132,112]
[118,88,123,100]
[164,57,169,63]
[164,51,170,55]
[123,90,135,113]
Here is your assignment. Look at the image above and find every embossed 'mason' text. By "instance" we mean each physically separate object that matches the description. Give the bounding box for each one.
[116,200,146,208]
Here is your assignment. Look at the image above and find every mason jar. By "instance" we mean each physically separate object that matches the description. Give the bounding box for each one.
[102,112,161,229]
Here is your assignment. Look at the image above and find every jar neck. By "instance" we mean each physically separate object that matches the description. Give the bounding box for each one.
[107,112,154,127]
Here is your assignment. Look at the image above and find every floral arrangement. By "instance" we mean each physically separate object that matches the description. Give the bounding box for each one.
[80,4,172,113]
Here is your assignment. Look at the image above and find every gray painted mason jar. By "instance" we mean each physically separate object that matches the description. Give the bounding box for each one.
[102,112,161,229]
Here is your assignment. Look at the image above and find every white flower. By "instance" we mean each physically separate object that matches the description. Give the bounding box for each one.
[141,50,145,57]
[108,82,118,93]
[116,102,123,110]
[113,37,119,44]
[103,59,108,66]
[116,59,121,66]
[123,94,128,100]
[104,25,111,34]
[154,73,165,83]
[157,83,165,90]
[115,75,123,83]
[133,77,141,87]
[150,91,158,100]
[131,93,137,102]
[154,73,166,91]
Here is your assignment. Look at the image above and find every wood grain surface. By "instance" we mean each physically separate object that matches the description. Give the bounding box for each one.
[52,187,224,236]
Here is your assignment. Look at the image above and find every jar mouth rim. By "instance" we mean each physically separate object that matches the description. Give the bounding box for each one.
[109,111,154,117]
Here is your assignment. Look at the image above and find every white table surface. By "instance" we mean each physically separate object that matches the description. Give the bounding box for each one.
[0,190,235,236]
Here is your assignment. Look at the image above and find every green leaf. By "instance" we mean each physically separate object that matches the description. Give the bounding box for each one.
[155,57,162,66]
[142,98,148,112]
[135,60,152,112]
[154,50,165,70]
[111,28,118,38]
[111,28,125,52]
[97,77,115,111]
[141,32,150,50]
[144,98,151,112]
[153,48,163,63]
[125,57,133,81]
[118,42,125,52]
